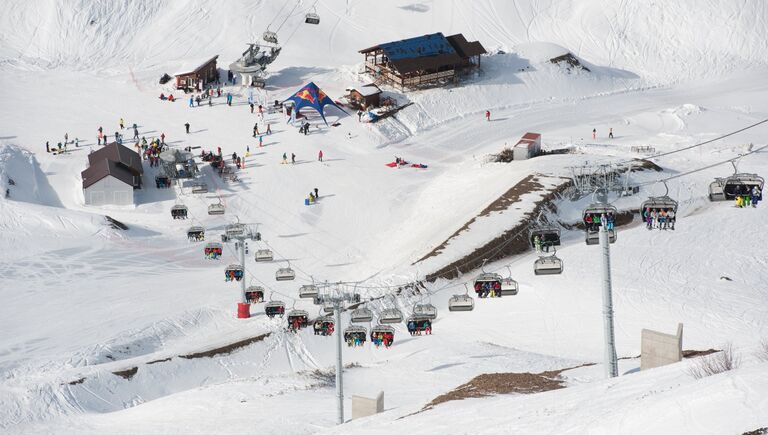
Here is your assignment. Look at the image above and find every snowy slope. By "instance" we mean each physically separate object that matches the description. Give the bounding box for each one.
[1,1,768,433]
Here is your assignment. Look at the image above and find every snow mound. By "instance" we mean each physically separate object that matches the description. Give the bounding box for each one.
[512,41,571,64]
[0,143,61,207]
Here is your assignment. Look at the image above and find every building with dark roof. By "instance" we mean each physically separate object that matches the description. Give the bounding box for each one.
[360,33,486,90]
[174,55,219,91]
[82,142,143,206]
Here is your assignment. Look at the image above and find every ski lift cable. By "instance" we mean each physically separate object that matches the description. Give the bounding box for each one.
[274,0,305,34]
[265,0,293,31]
[634,143,768,187]
[614,116,768,166]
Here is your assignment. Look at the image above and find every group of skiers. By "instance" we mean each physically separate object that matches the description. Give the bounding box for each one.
[407,318,432,335]
[204,245,223,259]
[643,208,676,230]
[474,281,502,298]
[371,330,394,348]
[532,235,554,254]
[224,268,244,282]
[289,315,309,331]
[344,330,366,347]
[313,319,335,336]
[187,231,205,242]
[245,290,264,304]
[158,93,176,102]
[735,185,762,208]
[138,137,166,167]
[584,212,616,232]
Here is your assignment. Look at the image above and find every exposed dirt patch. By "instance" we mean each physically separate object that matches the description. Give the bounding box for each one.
[412,362,595,415]
[743,428,768,435]
[683,349,720,358]
[422,178,572,281]
[178,333,271,359]
[112,367,138,380]
[66,378,85,385]
[146,357,172,365]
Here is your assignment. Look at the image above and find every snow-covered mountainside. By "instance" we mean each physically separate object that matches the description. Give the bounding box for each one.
[1,1,767,434]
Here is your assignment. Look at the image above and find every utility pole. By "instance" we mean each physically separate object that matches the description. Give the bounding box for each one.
[316,290,354,425]
[599,219,619,378]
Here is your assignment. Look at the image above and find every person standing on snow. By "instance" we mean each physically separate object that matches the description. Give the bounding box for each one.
[119,118,124,129]
[314,187,319,199]
[592,128,597,140]
[609,128,614,139]
[282,152,287,164]
[266,123,272,135]
[184,122,190,134]
[189,96,194,107]
[318,150,323,162]
[291,153,296,164]
[160,132,165,144]
[258,135,263,147]
[485,110,490,121]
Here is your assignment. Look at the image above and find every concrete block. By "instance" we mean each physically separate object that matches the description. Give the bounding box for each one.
[351,391,384,420]
[641,323,683,370]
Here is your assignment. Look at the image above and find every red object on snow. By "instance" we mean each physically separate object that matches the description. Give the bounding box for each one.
[237,303,250,319]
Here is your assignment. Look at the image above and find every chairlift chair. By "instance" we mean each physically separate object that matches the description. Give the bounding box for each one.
[191,182,208,194]
[412,303,437,320]
[171,204,188,219]
[529,226,561,249]
[304,8,320,24]
[313,315,335,335]
[264,300,285,318]
[448,294,475,312]
[208,202,225,215]
[583,203,618,245]
[343,325,367,345]
[155,175,170,188]
[299,284,318,299]
[275,266,296,281]
[224,264,244,281]
[379,308,403,324]
[708,173,764,201]
[287,309,309,329]
[534,252,563,275]
[204,242,223,259]
[350,307,374,323]
[255,249,274,262]
[322,301,335,314]
[186,226,205,241]
[244,286,265,304]
[370,324,395,347]
[262,30,278,44]
[473,272,503,298]
[225,223,246,238]
[499,266,519,296]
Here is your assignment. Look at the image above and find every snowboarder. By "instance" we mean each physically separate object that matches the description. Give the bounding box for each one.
[609,128,614,139]
[592,128,596,140]
[291,153,296,164]
[119,118,124,129]
[318,150,323,162]
[45,141,50,153]
[185,122,190,134]
[485,110,490,121]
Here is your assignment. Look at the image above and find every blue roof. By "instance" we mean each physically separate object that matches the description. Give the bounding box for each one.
[377,33,456,61]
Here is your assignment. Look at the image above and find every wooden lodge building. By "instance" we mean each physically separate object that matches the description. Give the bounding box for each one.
[174,55,219,92]
[360,33,486,90]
